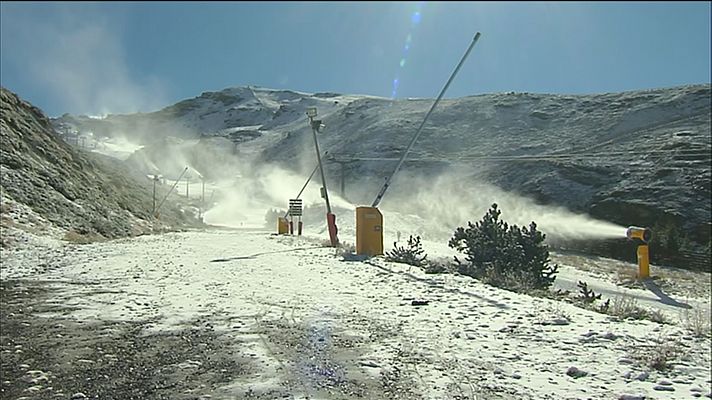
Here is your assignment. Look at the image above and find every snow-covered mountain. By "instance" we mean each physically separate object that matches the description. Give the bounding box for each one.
[3,85,709,400]
[52,84,712,270]
[0,87,202,242]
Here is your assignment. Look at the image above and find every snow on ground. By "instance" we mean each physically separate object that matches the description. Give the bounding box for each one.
[553,257,711,324]
[2,223,710,399]
[91,137,144,161]
[0,195,68,277]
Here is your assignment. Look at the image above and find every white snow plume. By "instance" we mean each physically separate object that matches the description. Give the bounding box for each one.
[92,136,145,161]
[203,161,355,229]
[1,5,166,116]
[380,168,627,242]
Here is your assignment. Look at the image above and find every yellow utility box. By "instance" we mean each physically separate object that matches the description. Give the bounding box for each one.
[277,217,290,235]
[356,206,383,256]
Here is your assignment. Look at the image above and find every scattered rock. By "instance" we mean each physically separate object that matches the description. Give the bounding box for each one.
[566,366,588,378]
[360,360,380,368]
[635,372,649,381]
[543,318,570,326]
[653,385,675,392]
[618,395,645,400]
[618,394,645,400]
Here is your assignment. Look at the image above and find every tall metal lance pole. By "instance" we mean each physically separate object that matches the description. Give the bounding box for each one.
[307,108,338,246]
[371,32,481,208]
[152,177,157,214]
[339,161,346,198]
[200,175,205,221]
[155,166,189,217]
[310,119,332,214]
[186,174,190,198]
[283,152,328,219]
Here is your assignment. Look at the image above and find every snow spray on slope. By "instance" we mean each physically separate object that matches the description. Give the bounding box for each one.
[114,130,352,229]
[380,169,627,242]
[202,161,354,229]
[202,162,626,242]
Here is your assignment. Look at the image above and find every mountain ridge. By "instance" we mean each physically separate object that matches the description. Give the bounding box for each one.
[48,83,712,270]
[0,87,202,245]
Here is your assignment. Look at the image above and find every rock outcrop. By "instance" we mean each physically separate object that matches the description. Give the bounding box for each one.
[1,87,200,242]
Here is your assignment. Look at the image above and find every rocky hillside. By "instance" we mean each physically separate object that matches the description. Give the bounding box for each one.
[0,87,201,244]
[52,84,711,269]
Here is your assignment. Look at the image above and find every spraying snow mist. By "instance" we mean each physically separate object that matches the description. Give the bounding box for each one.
[202,162,354,229]
[381,169,627,242]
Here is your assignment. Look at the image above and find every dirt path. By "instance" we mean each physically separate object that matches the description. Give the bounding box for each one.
[0,278,439,399]
[1,229,709,400]
[1,279,251,399]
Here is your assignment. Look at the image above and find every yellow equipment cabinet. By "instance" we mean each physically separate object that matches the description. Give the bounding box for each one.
[356,206,383,256]
[277,217,290,235]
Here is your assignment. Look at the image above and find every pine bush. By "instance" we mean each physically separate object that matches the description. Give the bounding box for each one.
[386,235,427,267]
[448,203,558,291]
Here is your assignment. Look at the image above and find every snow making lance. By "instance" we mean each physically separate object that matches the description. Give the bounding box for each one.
[306,107,339,247]
[277,152,328,235]
[154,166,189,219]
[355,31,482,256]
[626,226,653,278]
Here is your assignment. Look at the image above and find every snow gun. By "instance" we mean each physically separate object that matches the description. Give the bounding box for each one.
[625,226,652,278]
[625,226,652,243]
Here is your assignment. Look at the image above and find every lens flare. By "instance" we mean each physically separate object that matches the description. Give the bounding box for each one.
[390,2,426,101]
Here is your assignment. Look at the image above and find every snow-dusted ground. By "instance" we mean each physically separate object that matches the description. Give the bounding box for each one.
[91,137,145,160]
[2,222,710,399]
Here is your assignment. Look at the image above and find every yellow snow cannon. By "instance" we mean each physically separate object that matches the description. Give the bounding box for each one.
[626,226,652,243]
[625,226,652,279]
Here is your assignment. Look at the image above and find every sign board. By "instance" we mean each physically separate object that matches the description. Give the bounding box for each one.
[289,199,303,217]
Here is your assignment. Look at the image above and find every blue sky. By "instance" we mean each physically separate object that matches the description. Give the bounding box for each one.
[1,1,710,117]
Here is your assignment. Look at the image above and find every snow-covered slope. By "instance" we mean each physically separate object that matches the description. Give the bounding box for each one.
[52,84,712,270]
[2,84,708,399]
[2,228,709,399]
